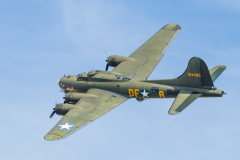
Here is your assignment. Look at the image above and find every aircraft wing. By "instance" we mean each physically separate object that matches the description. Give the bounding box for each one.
[168,90,202,115]
[112,23,181,80]
[44,89,128,141]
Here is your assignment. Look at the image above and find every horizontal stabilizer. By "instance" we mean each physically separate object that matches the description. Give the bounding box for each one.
[209,65,226,82]
[169,90,202,115]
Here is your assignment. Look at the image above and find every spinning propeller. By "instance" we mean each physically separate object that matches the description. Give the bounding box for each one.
[49,109,55,119]
[49,101,57,119]
[105,63,109,71]
[105,50,109,71]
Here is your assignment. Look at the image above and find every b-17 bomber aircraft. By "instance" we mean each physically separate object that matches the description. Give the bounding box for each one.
[45,24,226,141]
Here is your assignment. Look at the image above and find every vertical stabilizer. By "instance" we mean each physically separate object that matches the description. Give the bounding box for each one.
[176,57,214,87]
[147,57,214,87]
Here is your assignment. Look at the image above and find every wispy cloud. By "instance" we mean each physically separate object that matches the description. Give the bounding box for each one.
[205,0,240,10]
[59,1,128,46]
[58,1,160,54]
[57,0,162,71]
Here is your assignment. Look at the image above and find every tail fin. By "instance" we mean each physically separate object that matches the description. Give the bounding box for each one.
[175,57,213,87]
[148,57,215,87]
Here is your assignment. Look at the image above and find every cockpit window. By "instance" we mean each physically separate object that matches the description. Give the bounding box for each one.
[76,73,88,81]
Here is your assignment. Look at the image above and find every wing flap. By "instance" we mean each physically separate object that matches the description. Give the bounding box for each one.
[168,90,202,115]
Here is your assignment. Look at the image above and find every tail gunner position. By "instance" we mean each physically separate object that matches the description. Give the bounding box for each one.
[45,24,226,141]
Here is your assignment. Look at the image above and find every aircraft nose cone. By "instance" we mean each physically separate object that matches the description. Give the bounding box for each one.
[57,78,61,86]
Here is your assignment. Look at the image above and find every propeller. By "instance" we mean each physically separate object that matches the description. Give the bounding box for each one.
[49,109,56,119]
[105,50,109,71]
[49,100,57,119]
[105,63,109,71]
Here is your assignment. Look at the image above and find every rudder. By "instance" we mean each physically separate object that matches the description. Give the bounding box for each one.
[176,57,213,87]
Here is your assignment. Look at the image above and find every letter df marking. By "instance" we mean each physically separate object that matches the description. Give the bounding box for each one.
[128,89,134,97]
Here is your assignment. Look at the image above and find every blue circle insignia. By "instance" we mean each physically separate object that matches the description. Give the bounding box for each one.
[140,89,149,97]
[57,122,75,130]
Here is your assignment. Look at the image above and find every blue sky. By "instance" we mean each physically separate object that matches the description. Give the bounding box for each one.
[0,0,239,159]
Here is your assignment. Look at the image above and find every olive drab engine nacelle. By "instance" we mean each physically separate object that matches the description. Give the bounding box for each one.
[107,55,136,67]
[55,103,80,116]
[64,92,98,103]
[49,92,99,118]
[56,92,98,115]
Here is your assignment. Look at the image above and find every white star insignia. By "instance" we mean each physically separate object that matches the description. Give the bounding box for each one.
[141,89,149,97]
[58,123,74,130]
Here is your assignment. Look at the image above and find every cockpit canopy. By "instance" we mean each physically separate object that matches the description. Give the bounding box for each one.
[87,70,97,76]
[76,70,131,81]
[76,72,88,81]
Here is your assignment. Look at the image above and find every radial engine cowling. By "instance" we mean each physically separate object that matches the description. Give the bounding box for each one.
[55,104,80,116]
[64,92,98,103]
[107,55,136,67]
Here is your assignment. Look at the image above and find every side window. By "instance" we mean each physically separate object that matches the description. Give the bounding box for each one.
[122,77,131,81]
[77,77,88,81]
[152,87,159,94]
[76,74,83,80]
[77,77,83,81]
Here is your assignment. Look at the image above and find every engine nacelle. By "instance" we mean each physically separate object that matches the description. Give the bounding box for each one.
[107,55,136,67]
[55,104,80,116]
[64,92,98,103]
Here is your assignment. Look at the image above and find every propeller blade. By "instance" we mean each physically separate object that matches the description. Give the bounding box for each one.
[49,110,56,119]
[105,63,109,71]
[55,96,57,106]
[105,50,108,59]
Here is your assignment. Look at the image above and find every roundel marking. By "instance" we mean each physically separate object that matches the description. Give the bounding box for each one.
[57,122,75,130]
[140,89,149,97]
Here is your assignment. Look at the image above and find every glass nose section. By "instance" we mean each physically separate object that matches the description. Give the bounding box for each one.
[57,78,60,86]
